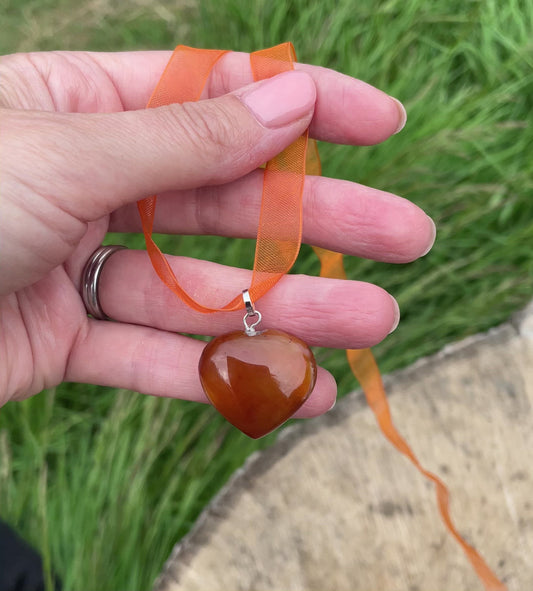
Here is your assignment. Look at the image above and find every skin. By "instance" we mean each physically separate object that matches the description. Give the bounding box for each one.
[0,50,435,416]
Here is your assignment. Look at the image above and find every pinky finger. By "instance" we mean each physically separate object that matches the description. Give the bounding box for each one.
[66,320,336,419]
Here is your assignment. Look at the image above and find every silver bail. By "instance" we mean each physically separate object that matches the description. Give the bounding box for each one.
[242,289,262,336]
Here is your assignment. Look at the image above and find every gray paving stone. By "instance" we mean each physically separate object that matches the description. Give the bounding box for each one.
[154,303,533,591]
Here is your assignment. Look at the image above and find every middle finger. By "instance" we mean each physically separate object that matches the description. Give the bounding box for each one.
[110,172,435,264]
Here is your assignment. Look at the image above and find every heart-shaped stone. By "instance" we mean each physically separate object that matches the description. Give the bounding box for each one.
[199,329,317,438]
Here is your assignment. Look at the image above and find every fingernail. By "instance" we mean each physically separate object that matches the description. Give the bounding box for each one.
[421,216,437,256]
[239,71,316,128]
[389,297,400,334]
[390,97,407,134]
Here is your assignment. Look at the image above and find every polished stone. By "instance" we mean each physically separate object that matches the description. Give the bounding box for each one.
[199,329,317,438]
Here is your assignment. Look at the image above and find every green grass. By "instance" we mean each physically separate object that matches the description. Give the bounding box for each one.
[1,0,533,589]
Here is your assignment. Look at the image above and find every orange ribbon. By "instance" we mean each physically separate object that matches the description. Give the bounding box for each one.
[138,43,506,591]
[138,43,307,311]
[314,246,507,591]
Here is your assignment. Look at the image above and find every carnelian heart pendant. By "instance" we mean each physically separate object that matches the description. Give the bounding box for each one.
[199,329,317,438]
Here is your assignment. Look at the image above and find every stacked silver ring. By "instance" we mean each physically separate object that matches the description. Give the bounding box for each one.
[80,245,127,320]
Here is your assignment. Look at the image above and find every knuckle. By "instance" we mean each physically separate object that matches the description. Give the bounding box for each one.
[193,186,223,235]
[0,54,33,109]
[162,99,240,163]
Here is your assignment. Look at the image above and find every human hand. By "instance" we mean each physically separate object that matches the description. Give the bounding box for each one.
[0,50,435,411]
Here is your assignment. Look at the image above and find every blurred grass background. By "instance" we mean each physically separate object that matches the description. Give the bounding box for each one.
[1,0,532,589]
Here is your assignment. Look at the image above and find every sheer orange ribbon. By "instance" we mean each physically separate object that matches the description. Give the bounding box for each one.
[137,43,506,591]
[138,44,306,311]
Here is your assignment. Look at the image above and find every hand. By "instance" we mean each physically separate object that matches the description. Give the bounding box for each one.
[0,50,435,412]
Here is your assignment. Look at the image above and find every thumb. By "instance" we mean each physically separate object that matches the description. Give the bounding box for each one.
[6,70,316,222]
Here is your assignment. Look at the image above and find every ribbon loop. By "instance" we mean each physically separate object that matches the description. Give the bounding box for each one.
[138,43,308,313]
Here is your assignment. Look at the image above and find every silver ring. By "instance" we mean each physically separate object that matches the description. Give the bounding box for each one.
[81,245,127,320]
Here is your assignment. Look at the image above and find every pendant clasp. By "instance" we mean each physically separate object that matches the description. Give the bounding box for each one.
[242,290,262,336]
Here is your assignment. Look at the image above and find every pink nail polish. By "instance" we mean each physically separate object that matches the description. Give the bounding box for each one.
[239,71,316,128]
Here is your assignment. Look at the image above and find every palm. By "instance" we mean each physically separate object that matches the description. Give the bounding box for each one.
[0,53,124,405]
[1,229,103,404]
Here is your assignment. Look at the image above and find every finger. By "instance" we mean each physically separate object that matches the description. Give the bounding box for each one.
[209,52,406,145]
[88,250,399,350]
[5,71,316,222]
[109,172,435,263]
[90,50,405,145]
[66,319,336,417]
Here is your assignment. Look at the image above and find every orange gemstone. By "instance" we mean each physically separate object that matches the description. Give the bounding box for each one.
[198,329,317,438]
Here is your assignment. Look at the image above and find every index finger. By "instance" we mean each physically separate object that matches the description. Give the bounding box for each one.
[90,50,405,145]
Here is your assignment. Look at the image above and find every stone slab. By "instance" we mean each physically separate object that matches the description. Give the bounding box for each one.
[154,303,533,591]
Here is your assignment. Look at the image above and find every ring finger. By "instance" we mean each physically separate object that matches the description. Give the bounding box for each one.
[92,249,398,349]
